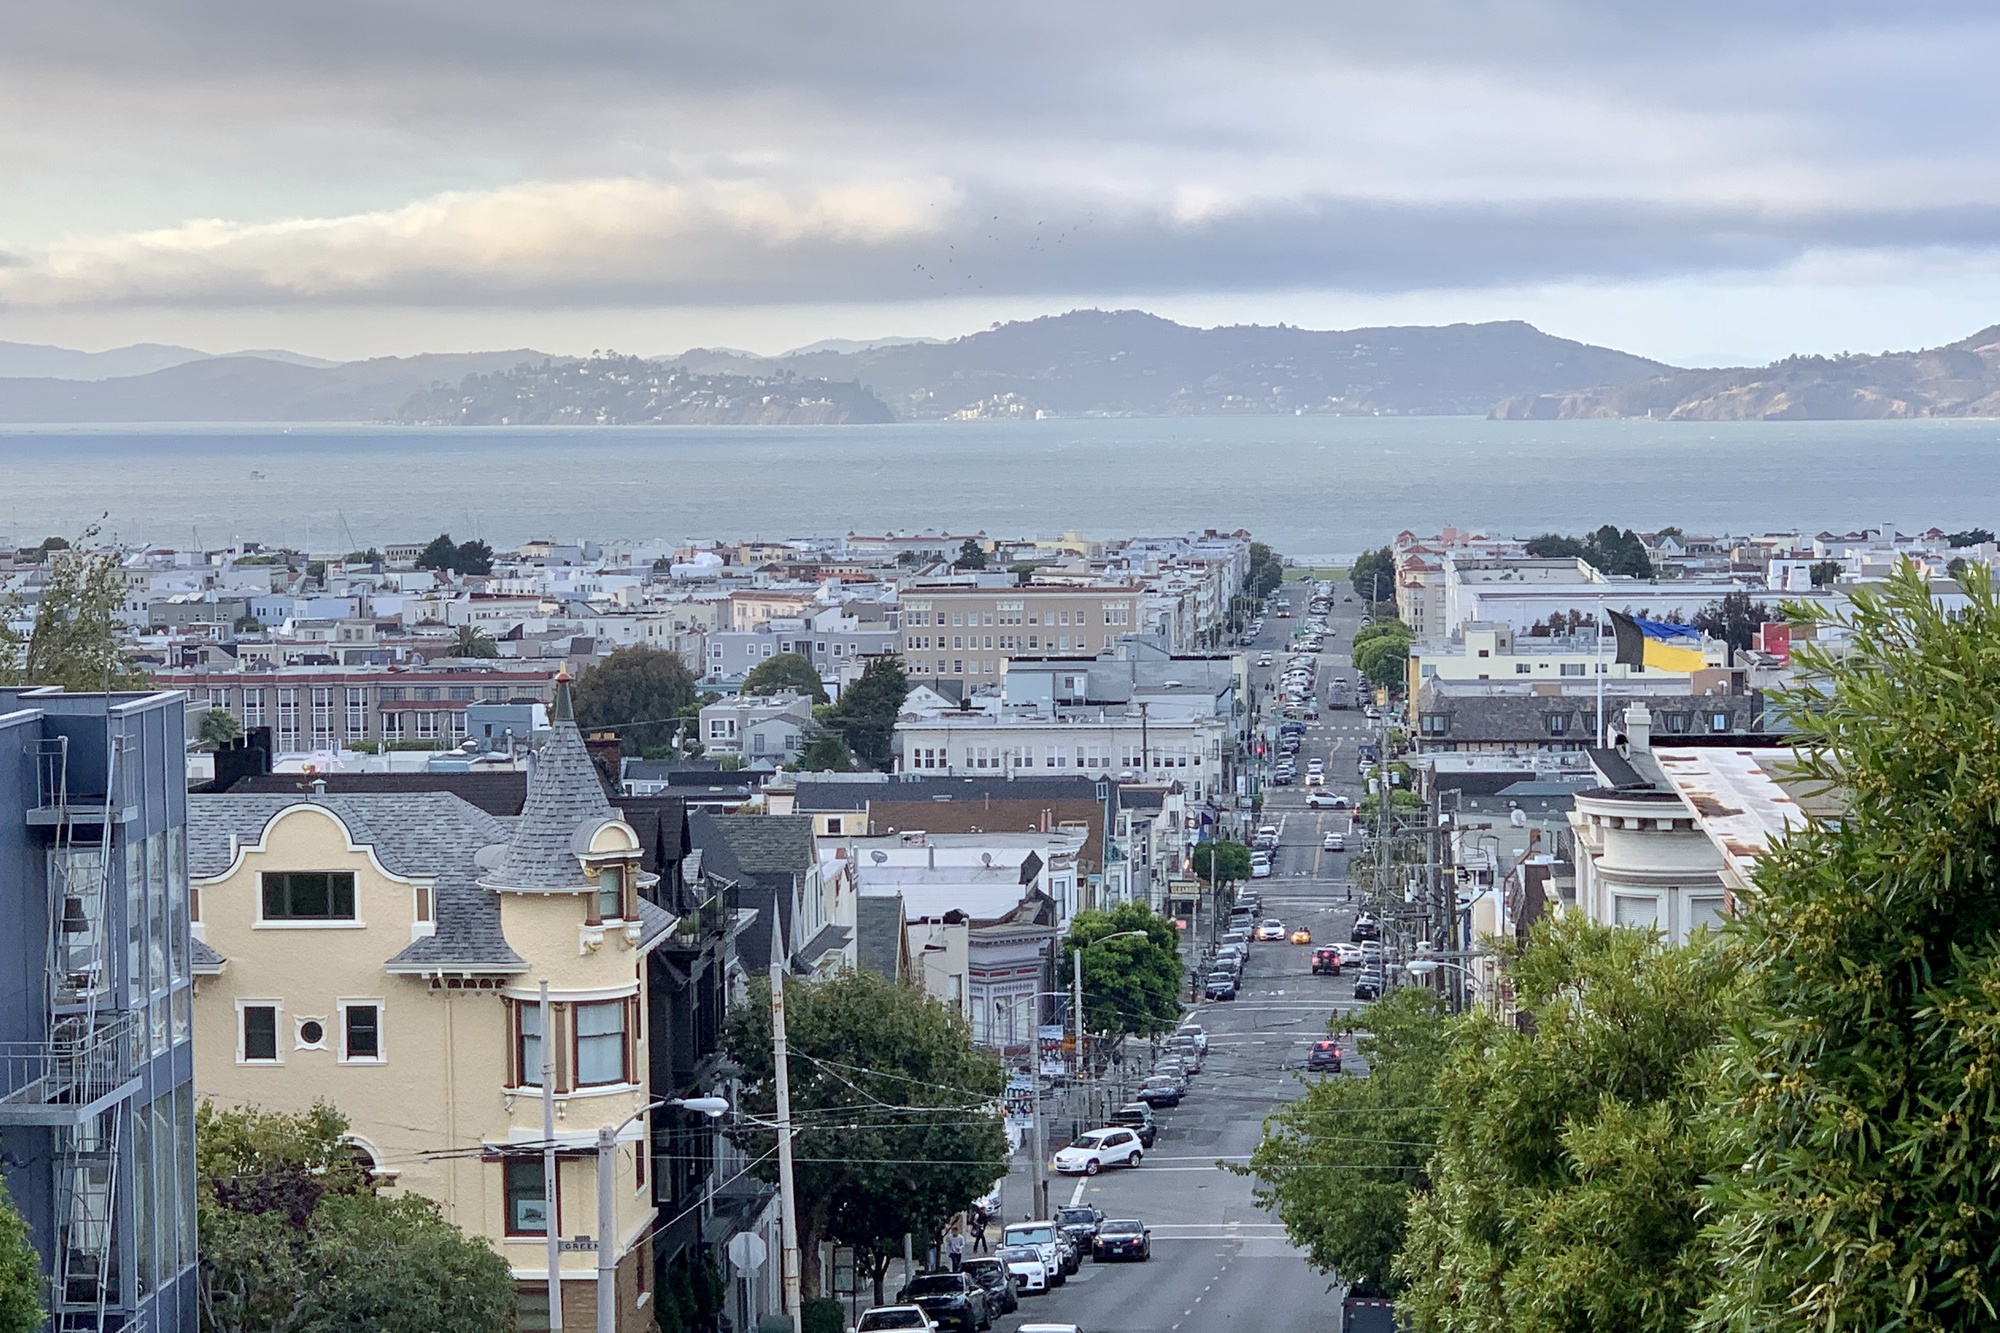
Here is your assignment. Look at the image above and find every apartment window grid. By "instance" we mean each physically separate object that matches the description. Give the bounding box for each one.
[242,688,266,727]
[345,688,368,736]
[415,712,439,740]
[276,688,300,747]
[311,687,335,745]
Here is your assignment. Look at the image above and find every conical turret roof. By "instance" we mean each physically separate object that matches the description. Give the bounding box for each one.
[481,672,615,891]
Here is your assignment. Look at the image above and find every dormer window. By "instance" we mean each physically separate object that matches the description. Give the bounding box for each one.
[596,868,624,923]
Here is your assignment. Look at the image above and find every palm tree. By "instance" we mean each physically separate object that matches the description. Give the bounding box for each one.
[453,624,499,658]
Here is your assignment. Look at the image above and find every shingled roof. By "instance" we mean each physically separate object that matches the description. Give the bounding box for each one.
[187,791,526,973]
[480,678,615,893]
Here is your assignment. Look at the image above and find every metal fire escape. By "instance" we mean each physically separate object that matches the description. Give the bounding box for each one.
[0,734,139,1332]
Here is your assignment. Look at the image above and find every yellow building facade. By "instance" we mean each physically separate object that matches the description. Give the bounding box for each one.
[189,695,672,1331]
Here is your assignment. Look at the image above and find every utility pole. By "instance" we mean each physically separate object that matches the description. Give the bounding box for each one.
[769,927,803,1333]
[1072,948,1088,1127]
[1029,1045,1050,1219]
[541,980,564,1333]
[595,1122,619,1333]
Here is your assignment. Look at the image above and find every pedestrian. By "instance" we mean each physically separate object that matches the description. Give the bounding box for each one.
[969,1205,989,1254]
[946,1222,966,1272]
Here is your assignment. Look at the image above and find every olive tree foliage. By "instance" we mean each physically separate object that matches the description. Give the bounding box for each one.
[1244,987,1450,1297]
[1698,562,2000,1332]
[0,530,147,691]
[1399,915,1734,1333]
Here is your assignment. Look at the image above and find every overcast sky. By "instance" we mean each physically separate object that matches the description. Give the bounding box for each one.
[4,0,2000,364]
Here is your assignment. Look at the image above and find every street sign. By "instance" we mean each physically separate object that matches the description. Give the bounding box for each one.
[726,1231,769,1272]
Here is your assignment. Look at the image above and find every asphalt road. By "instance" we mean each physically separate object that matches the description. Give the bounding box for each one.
[976,580,1375,1333]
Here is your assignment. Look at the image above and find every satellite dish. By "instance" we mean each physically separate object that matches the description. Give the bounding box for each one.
[870,850,889,864]
[981,852,994,867]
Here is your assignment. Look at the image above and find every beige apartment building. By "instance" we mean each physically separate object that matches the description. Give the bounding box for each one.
[900,584,1138,686]
[188,685,670,1331]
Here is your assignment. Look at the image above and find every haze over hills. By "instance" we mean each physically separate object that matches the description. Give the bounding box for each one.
[11,310,2000,424]
[1492,324,2000,420]
[0,339,337,381]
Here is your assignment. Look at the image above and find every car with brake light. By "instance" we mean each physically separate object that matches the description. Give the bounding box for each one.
[1091,1218,1152,1262]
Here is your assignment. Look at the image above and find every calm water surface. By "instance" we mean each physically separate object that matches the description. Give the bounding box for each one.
[1,416,1992,557]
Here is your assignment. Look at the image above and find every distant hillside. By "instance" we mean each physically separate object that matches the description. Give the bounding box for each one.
[1492,325,2000,420]
[397,355,893,426]
[0,350,550,422]
[0,311,1663,422]
[667,310,1670,419]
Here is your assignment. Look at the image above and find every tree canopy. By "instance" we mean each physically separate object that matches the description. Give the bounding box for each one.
[797,727,854,772]
[1525,525,1654,578]
[821,655,908,771]
[414,533,494,577]
[1352,617,1413,692]
[1191,839,1252,885]
[0,1179,41,1333]
[1350,546,1395,604]
[452,624,499,658]
[1691,590,1773,652]
[0,532,148,691]
[1246,542,1284,601]
[196,1101,514,1333]
[953,538,987,570]
[573,644,700,752]
[1946,527,1994,547]
[741,651,828,704]
[1699,562,2000,1331]
[199,707,243,748]
[1399,915,1733,1333]
[1246,987,1449,1296]
[1064,903,1184,1037]
[725,969,1008,1304]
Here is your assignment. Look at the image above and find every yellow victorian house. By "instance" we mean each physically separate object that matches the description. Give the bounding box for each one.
[189,684,671,1331]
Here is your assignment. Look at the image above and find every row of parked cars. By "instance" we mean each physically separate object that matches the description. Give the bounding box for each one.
[1203,893,1272,999]
[853,1024,1215,1330]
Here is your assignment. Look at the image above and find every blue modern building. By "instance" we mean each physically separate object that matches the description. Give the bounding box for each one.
[0,688,196,1333]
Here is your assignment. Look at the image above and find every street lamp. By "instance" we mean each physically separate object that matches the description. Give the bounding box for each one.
[597,1096,731,1333]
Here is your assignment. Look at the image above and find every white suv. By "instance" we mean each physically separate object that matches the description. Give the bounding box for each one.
[1053,1126,1145,1175]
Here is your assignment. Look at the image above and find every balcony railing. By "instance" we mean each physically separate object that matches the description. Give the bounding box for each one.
[0,1017,138,1126]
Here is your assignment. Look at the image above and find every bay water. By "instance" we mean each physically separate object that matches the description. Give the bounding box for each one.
[2,415,1993,558]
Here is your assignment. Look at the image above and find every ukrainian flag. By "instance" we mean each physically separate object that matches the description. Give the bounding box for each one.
[1608,610,1706,671]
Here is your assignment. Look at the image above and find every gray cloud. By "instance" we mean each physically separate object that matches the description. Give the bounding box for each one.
[3,1,2000,314]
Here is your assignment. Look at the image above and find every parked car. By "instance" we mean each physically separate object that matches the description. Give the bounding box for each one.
[1054,1205,1106,1251]
[1092,1217,1153,1262]
[1138,1075,1186,1106]
[1307,1040,1344,1073]
[1351,915,1382,943]
[1250,856,1273,877]
[1167,1038,1203,1073]
[960,1257,1019,1315]
[857,1305,939,1331]
[1312,947,1343,975]
[1175,1023,1209,1053]
[1001,1223,1068,1287]
[995,1245,1049,1295]
[895,1272,991,1332]
[1204,974,1238,1002]
[1054,1127,1144,1175]
[1109,1102,1158,1147]
[1352,972,1383,1001]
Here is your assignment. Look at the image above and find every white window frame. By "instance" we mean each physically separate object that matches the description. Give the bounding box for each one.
[338,998,387,1064]
[236,998,284,1065]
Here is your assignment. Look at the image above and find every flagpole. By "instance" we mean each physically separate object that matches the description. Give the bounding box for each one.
[1596,599,1607,748]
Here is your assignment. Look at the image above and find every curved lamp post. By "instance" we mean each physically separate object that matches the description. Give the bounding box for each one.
[598,1096,730,1333]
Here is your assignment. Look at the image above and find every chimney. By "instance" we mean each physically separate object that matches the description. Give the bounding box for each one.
[1624,701,1652,753]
